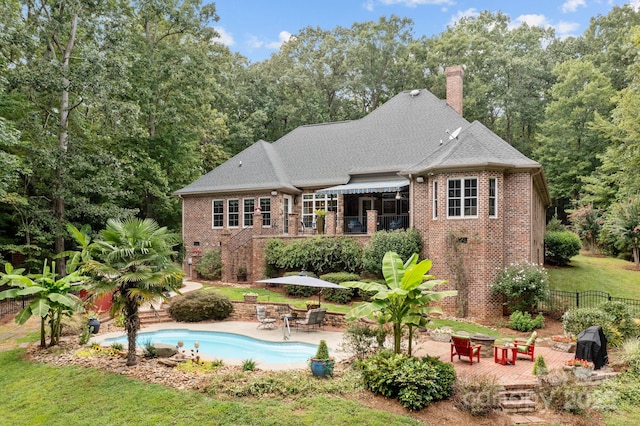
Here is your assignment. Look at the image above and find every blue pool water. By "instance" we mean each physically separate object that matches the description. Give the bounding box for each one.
[103,330,319,364]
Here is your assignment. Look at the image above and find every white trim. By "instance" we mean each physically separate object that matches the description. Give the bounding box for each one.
[227,198,239,228]
[432,180,438,220]
[489,178,498,218]
[259,197,272,227]
[212,199,224,229]
[243,197,255,228]
[446,177,478,219]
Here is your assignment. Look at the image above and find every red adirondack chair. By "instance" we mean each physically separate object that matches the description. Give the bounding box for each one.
[450,335,482,365]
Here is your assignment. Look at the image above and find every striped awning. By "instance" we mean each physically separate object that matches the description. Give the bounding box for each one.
[315,178,409,195]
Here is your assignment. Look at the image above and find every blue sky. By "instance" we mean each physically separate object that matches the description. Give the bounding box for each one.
[209,0,639,62]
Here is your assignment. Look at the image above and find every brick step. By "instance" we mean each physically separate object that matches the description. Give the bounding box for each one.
[139,308,172,325]
[500,398,537,414]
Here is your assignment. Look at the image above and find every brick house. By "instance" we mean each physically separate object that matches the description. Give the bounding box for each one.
[175,66,550,319]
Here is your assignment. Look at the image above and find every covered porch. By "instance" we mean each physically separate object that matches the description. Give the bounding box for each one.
[315,177,410,235]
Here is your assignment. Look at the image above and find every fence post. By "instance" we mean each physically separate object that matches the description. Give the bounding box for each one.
[576,291,580,309]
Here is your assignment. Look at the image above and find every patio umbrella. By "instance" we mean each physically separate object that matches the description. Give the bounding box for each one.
[256,273,344,307]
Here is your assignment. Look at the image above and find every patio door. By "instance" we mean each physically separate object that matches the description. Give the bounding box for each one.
[283,195,292,234]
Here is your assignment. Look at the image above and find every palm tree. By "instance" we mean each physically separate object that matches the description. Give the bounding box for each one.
[343,251,457,355]
[81,218,184,366]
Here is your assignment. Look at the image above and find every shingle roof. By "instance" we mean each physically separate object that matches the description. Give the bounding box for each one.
[175,89,542,195]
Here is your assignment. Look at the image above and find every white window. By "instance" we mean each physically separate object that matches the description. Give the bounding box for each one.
[259,198,271,227]
[432,181,438,220]
[243,198,255,227]
[303,194,338,228]
[227,199,239,227]
[489,178,497,218]
[212,200,224,228]
[447,178,477,218]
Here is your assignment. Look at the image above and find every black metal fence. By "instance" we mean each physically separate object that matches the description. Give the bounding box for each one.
[540,289,640,317]
[0,296,32,317]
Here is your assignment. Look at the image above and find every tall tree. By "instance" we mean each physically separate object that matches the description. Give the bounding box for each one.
[79,218,184,366]
[533,59,615,216]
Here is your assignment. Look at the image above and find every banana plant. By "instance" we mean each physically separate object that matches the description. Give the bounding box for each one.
[343,251,457,355]
[0,261,86,347]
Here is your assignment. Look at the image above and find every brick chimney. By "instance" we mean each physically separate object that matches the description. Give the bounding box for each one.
[445,65,464,116]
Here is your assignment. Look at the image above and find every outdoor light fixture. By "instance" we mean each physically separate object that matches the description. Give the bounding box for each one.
[395,191,402,200]
[416,176,424,183]
[271,190,278,196]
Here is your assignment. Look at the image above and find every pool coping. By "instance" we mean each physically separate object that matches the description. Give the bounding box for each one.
[91,321,346,371]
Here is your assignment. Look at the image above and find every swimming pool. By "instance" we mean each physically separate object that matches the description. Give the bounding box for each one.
[103,329,320,364]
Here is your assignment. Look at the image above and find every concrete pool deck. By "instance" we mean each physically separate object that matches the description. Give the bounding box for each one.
[92,320,347,371]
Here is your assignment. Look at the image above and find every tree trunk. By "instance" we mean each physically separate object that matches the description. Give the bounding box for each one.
[125,301,140,366]
[52,13,78,277]
[393,323,401,354]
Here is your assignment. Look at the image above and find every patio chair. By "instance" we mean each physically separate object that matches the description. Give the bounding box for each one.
[255,305,277,330]
[450,335,481,365]
[513,331,537,361]
[295,308,326,331]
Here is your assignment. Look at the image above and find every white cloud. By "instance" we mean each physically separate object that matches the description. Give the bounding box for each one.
[246,35,264,50]
[380,0,454,7]
[447,8,479,27]
[266,31,293,49]
[556,21,580,35]
[508,14,580,39]
[562,0,586,13]
[212,27,234,46]
[363,0,375,12]
[513,14,551,28]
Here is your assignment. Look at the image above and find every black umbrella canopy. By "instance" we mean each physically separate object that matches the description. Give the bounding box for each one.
[256,273,344,306]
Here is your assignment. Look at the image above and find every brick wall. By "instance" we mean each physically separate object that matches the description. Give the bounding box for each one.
[182,170,547,321]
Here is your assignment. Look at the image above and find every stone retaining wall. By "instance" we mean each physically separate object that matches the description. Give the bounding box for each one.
[229,301,347,328]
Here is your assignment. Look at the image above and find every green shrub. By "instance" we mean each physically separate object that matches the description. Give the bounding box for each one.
[340,322,379,360]
[544,230,581,266]
[168,291,233,322]
[538,372,590,415]
[358,350,455,410]
[600,301,639,339]
[508,311,544,332]
[533,355,548,376]
[265,237,362,274]
[562,307,624,346]
[492,263,549,313]
[143,339,158,358]
[362,229,422,277]
[591,369,640,412]
[242,359,257,371]
[195,249,222,280]
[452,374,502,416]
[546,214,566,232]
[619,338,640,374]
[319,272,359,303]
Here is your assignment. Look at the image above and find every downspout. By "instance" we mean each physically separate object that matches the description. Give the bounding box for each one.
[408,174,413,228]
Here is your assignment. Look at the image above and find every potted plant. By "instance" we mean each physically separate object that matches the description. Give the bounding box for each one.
[309,339,334,378]
[87,313,101,334]
[314,209,326,234]
[237,266,247,281]
[305,300,320,310]
[243,292,258,302]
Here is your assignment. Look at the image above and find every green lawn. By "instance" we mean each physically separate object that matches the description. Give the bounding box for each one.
[204,285,353,313]
[0,349,422,426]
[547,253,640,299]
